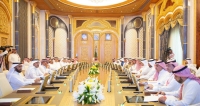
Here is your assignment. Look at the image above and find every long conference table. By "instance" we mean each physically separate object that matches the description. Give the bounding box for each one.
[1,65,166,106]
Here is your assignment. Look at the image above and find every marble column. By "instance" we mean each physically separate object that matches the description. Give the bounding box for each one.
[68,15,72,58]
[14,0,19,50]
[150,4,155,59]
[183,0,188,59]
[142,12,146,58]
[31,2,36,58]
[121,16,124,57]
[45,11,50,57]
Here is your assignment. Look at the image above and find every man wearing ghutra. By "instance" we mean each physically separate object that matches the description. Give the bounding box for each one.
[6,62,40,90]
[158,65,200,105]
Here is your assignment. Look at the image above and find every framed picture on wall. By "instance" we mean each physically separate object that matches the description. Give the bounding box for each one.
[81,33,88,41]
[93,33,99,41]
[105,33,111,41]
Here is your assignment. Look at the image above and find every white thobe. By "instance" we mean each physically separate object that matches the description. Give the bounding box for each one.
[151,73,181,92]
[165,79,200,105]
[22,61,30,72]
[140,67,156,80]
[25,67,44,79]
[49,63,56,71]
[53,62,61,70]
[39,65,52,74]
[149,69,169,85]
[60,61,67,67]
[8,53,21,69]
[139,66,151,75]
[6,71,34,90]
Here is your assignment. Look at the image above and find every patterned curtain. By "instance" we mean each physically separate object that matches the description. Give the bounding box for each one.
[160,29,170,61]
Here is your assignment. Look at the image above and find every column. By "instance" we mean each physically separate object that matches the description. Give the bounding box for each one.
[14,0,19,50]
[142,12,146,58]
[150,4,155,59]
[68,15,72,58]
[30,2,36,58]
[183,0,188,59]
[45,11,50,57]
[121,16,124,57]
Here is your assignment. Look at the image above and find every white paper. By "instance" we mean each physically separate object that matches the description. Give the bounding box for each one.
[144,96,159,102]
[0,98,21,103]
[17,88,35,90]
[147,81,158,84]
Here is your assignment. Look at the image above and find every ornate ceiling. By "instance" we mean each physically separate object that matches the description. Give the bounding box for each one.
[33,0,159,17]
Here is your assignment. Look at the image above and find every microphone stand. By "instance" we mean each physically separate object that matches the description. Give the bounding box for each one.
[120,87,149,106]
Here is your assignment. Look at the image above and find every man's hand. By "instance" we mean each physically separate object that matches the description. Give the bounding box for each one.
[148,84,153,89]
[34,78,40,83]
[158,96,167,104]
[157,91,166,95]
[44,73,49,76]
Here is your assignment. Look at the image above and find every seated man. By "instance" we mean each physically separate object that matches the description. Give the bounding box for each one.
[6,62,40,90]
[25,59,47,79]
[148,60,180,92]
[39,59,52,74]
[148,60,169,85]
[158,65,200,105]
[185,58,197,75]
[139,59,156,79]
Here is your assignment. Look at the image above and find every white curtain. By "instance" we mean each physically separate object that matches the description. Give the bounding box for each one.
[168,24,183,64]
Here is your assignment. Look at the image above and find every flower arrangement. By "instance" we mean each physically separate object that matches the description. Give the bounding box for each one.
[88,65,99,76]
[73,77,105,105]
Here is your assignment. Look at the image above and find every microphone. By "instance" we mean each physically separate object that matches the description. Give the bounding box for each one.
[120,87,149,106]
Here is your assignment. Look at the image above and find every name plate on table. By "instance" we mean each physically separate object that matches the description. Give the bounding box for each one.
[17,88,35,93]
[0,98,21,106]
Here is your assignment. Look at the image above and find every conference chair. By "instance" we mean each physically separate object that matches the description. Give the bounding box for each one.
[0,73,13,98]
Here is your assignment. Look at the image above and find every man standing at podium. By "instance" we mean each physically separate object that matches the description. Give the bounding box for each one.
[158,65,200,105]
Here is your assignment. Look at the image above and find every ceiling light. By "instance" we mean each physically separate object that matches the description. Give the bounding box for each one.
[68,0,125,6]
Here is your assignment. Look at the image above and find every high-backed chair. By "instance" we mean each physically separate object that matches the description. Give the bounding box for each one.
[0,73,13,98]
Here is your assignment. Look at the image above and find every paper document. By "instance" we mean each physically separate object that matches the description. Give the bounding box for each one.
[0,98,21,103]
[18,88,35,90]
[144,96,159,102]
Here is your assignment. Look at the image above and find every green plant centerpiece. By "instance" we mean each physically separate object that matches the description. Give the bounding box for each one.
[88,64,99,78]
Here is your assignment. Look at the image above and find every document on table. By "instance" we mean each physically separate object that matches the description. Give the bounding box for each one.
[0,98,21,103]
[18,88,35,90]
[144,94,178,102]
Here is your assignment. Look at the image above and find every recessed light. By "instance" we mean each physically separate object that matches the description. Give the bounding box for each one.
[57,4,58,5]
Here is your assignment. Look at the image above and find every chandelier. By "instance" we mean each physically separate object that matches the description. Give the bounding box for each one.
[90,0,105,3]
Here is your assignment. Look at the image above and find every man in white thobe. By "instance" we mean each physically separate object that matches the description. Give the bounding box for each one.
[158,65,200,105]
[39,59,52,74]
[6,62,40,90]
[149,60,169,85]
[25,59,46,79]
[53,57,61,70]
[60,58,67,67]
[148,60,181,92]
[0,47,9,72]
[8,49,21,69]
[139,59,156,79]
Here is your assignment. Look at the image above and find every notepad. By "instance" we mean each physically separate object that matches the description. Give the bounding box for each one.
[0,98,21,103]
[144,96,159,102]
